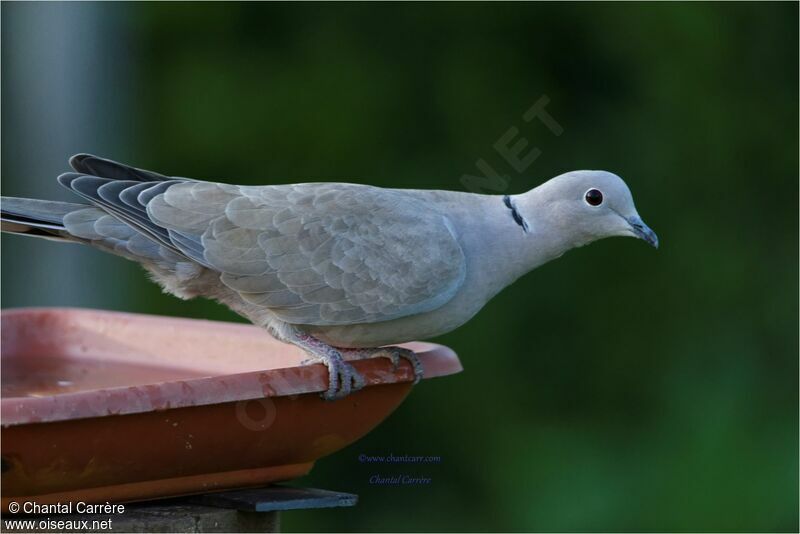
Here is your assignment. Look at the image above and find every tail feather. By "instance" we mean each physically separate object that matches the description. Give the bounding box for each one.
[1,195,188,270]
[1,197,87,241]
[2,154,195,262]
[68,153,172,183]
[3,154,179,239]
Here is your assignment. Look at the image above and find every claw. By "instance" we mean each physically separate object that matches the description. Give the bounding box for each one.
[294,333,365,401]
[382,350,401,369]
[293,333,422,398]
[341,346,424,385]
[391,347,424,385]
[319,352,365,401]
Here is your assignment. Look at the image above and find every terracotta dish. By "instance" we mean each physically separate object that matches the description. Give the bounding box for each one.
[1,308,462,509]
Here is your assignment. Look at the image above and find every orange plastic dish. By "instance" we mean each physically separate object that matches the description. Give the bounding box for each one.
[0,308,462,509]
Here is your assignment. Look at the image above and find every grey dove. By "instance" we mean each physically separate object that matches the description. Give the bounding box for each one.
[1,155,658,400]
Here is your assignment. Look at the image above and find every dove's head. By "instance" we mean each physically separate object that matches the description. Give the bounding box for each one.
[524,170,658,249]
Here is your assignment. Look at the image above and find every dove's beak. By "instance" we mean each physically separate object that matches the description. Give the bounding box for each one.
[627,215,659,248]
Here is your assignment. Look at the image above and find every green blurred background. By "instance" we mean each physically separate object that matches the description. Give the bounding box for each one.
[2,2,797,531]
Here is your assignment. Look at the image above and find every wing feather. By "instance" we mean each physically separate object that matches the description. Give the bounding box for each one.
[147,182,466,325]
[56,155,467,327]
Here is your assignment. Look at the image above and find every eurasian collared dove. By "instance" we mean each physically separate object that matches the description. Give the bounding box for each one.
[1,154,658,399]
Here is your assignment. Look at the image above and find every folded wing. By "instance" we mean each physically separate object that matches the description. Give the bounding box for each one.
[147,181,467,326]
[56,155,467,326]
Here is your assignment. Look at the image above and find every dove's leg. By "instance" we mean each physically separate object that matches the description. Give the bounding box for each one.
[339,346,424,385]
[292,332,365,401]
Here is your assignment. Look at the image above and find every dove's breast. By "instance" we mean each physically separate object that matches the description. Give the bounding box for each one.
[300,280,493,347]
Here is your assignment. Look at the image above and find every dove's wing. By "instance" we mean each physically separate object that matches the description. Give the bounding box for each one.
[145,182,467,325]
[53,156,467,326]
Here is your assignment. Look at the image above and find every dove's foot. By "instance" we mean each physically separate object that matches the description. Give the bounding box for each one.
[294,333,364,401]
[341,346,424,385]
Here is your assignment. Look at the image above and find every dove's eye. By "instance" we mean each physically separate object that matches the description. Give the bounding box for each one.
[584,189,603,206]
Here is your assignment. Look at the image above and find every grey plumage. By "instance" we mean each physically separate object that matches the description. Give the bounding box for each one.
[1,154,658,400]
[148,181,466,325]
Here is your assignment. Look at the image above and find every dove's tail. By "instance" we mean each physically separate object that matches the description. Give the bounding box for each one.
[1,197,89,243]
[2,193,192,271]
